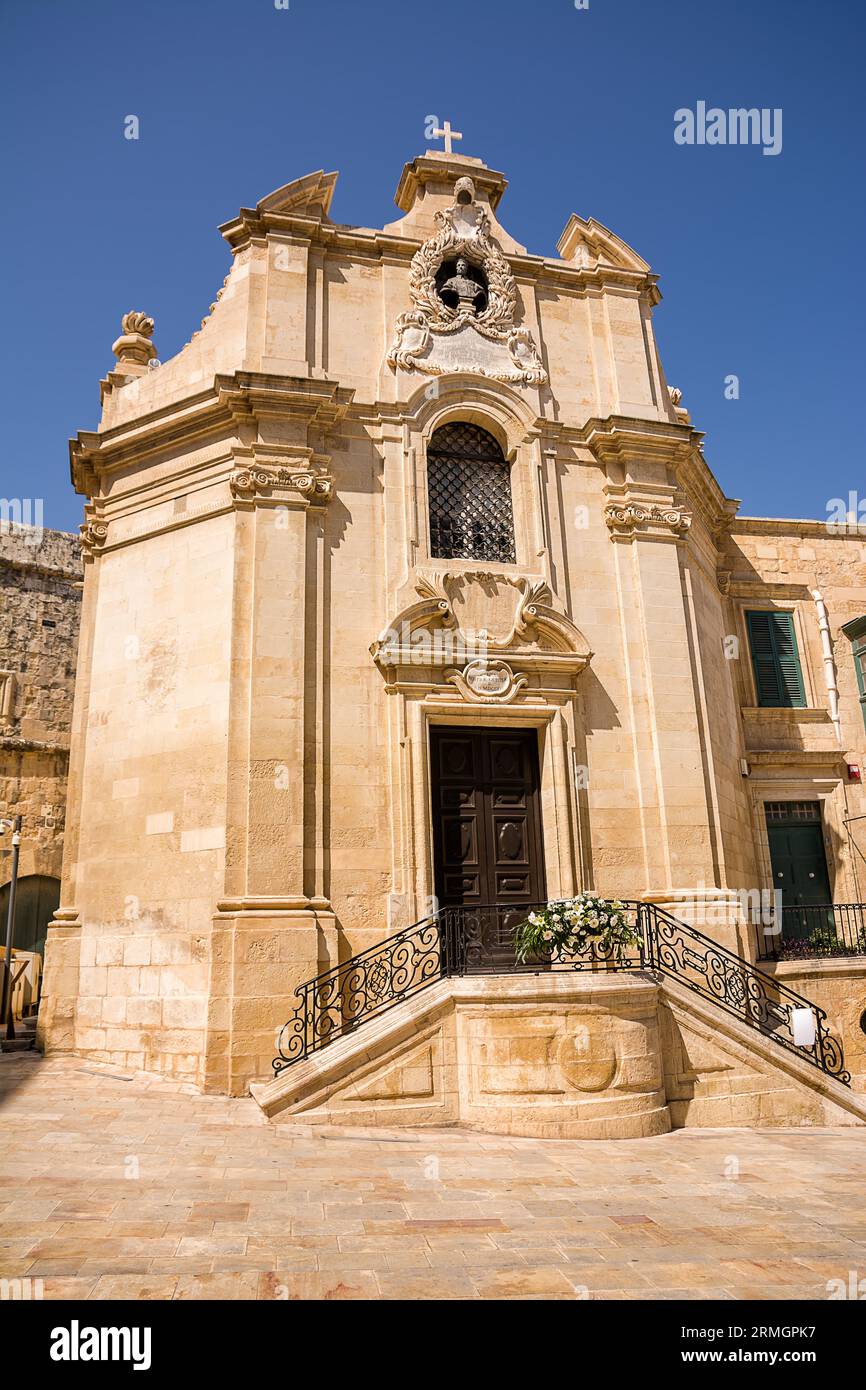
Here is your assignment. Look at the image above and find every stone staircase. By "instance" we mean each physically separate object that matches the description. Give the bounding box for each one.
[250,902,866,1137]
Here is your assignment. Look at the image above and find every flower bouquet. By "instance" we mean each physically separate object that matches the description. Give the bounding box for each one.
[514,892,640,967]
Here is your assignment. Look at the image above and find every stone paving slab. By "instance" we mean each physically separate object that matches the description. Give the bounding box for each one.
[1,1053,865,1300]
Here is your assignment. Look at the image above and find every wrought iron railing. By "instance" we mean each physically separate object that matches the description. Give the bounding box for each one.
[271,899,850,1086]
[272,914,443,1072]
[642,902,850,1084]
[755,903,866,961]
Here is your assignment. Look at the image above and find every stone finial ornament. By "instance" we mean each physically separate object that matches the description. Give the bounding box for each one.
[112,312,157,366]
[668,384,691,424]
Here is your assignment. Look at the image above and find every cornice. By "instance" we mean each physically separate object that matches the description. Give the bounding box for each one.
[579,414,699,467]
[732,516,864,540]
[218,204,660,302]
[394,153,509,213]
[578,414,736,541]
[747,749,844,768]
[69,373,354,497]
[728,580,813,601]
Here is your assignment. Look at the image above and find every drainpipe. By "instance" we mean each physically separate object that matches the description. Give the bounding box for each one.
[811,590,843,746]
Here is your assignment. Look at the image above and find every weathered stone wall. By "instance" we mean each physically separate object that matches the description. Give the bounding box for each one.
[0,526,82,886]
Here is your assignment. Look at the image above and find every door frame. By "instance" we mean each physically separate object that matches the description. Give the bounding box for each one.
[429,724,548,911]
[748,774,846,905]
[764,804,833,908]
[406,700,585,924]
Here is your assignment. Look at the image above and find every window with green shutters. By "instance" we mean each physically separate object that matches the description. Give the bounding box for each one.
[745,610,807,708]
[841,615,866,733]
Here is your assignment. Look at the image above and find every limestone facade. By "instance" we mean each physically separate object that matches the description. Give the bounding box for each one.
[39,150,866,1098]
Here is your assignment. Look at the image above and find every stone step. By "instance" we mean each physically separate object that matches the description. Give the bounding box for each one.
[251,969,866,1137]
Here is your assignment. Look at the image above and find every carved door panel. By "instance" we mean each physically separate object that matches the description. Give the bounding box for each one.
[430,727,546,970]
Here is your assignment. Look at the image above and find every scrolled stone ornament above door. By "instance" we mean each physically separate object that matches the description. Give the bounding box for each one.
[446,657,528,704]
[387,176,547,386]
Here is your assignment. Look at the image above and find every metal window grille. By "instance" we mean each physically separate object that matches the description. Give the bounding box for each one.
[765,800,822,823]
[427,422,516,563]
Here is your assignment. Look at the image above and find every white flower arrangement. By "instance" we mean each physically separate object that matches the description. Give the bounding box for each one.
[515,892,639,965]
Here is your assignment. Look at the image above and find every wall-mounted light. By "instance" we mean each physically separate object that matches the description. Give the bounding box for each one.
[791,1006,817,1048]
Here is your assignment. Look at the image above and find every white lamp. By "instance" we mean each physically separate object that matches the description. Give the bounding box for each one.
[791,1006,817,1048]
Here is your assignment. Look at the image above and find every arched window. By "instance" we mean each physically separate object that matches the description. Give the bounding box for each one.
[427,422,516,563]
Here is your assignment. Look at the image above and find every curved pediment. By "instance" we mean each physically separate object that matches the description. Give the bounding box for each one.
[256,170,338,219]
[220,170,338,248]
[557,214,651,274]
[371,571,593,683]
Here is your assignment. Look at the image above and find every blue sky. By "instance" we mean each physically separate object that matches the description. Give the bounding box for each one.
[1,0,864,533]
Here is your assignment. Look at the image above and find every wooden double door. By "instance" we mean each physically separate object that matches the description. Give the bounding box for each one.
[430,727,547,970]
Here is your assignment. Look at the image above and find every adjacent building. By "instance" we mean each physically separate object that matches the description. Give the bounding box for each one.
[0,525,82,968]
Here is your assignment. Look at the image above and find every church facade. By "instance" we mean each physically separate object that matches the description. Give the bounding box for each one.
[39,150,866,1117]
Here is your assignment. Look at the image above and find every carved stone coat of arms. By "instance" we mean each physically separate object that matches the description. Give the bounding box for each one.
[387,175,547,387]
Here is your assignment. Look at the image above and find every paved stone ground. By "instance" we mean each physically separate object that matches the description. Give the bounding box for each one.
[1,1053,865,1300]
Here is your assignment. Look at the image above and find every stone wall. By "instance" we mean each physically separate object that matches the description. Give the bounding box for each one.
[0,526,82,888]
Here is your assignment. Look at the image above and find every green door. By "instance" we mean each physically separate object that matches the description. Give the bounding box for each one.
[767,823,831,909]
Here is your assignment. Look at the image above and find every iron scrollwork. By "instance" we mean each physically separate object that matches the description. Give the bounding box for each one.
[272,916,442,1075]
[642,903,851,1085]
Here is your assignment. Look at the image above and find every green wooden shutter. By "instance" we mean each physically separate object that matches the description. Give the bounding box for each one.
[746,610,806,707]
[854,641,866,731]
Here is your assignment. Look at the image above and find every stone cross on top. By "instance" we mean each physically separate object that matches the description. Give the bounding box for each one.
[431,119,462,154]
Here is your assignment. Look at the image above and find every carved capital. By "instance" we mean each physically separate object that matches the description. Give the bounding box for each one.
[603,501,692,542]
[229,466,334,505]
[79,519,108,558]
